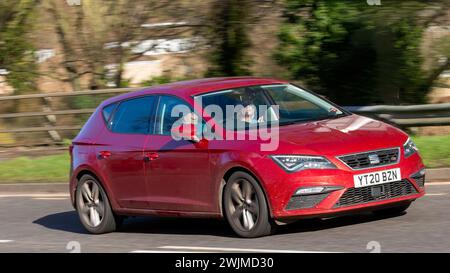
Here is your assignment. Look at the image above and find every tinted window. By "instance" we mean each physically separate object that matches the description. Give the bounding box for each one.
[200,86,272,129]
[110,96,155,134]
[155,96,192,135]
[198,84,345,128]
[264,85,341,119]
[102,103,117,124]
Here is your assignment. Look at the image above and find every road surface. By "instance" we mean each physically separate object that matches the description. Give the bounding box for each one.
[0,182,449,253]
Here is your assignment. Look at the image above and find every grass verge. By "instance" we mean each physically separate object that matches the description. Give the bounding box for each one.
[0,154,69,183]
[412,134,450,168]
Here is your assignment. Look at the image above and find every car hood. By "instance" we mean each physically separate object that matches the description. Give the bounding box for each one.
[275,114,408,156]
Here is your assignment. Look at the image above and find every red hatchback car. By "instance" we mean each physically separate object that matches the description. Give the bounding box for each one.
[70,77,425,238]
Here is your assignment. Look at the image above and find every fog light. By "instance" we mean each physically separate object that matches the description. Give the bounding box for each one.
[295,186,343,196]
[296,187,324,195]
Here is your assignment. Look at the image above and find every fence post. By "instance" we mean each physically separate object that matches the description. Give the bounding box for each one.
[41,97,61,143]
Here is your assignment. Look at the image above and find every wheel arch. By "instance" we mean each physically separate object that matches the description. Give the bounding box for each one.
[219,166,274,218]
[72,168,117,211]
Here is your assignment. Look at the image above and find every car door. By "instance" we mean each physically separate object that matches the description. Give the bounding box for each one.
[143,95,214,212]
[95,95,157,209]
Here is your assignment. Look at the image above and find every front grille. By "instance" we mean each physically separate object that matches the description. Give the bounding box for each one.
[334,179,417,208]
[338,148,400,170]
[286,193,330,210]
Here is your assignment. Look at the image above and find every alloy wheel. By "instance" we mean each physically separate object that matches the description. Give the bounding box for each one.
[77,180,105,228]
[228,178,260,231]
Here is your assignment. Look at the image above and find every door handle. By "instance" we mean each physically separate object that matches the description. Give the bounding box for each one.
[97,151,111,159]
[144,152,159,162]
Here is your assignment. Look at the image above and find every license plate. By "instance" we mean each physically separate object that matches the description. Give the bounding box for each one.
[353,168,401,188]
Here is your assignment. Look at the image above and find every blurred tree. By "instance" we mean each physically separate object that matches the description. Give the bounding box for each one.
[45,0,193,91]
[275,1,374,104]
[275,0,450,105]
[427,36,450,90]
[0,0,39,94]
[386,18,426,104]
[205,0,277,77]
[206,0,252,76]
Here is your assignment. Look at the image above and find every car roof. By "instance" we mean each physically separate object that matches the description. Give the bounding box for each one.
[101,77,288,106]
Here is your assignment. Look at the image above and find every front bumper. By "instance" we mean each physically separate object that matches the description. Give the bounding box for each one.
[255,152,426,219]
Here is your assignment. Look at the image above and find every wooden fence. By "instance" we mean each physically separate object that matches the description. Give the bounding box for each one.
[1,87,450,147]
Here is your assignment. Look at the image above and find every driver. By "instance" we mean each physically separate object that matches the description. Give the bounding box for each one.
[239,104,265,124]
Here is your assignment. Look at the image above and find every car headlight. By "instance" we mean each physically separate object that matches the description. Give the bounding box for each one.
[404,138,418,158]
[270,155,337,173]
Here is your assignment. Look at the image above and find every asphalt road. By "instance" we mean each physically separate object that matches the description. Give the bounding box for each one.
[1,183,450,253]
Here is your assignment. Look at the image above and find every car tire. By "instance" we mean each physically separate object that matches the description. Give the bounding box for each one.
[373,202,411,216]
[75,174,121,234]
[223,171,276,238]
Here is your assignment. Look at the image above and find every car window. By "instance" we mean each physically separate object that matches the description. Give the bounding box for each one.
[267,86,321,111]
[199,86,273,130]
[155,95,192,135]
[198,84,346,129]
[102,103,117,124]
[110,96,156,134]
[263,85,331,120]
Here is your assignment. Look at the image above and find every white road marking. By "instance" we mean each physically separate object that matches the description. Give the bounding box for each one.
[427,182,450,186]
[0,183,67,186]
[0,193,69,198]
[158,245,335,253]
[425,193,447,196]
[33,197,68,200]
[0,240,13,243]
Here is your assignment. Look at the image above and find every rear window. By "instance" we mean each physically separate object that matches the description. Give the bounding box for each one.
[109,96,156,134]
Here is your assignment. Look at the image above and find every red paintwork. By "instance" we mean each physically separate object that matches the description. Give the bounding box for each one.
[69,77,425,220]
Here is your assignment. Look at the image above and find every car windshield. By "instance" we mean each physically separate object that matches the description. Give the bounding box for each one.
[196,84,347,129]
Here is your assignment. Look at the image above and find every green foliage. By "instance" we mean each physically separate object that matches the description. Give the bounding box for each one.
[389,18,426,103]
[141,75,175,86]
[119,78,131,88]
[62,138,72,146]
[69,93,114,110]
[275,0,432,105]
[0,0,38,94]
[276,1,374,104]
[206,0,252,77]
[68,94,111,126]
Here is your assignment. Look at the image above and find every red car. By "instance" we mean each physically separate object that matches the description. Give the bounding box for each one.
[69,77,425,238]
